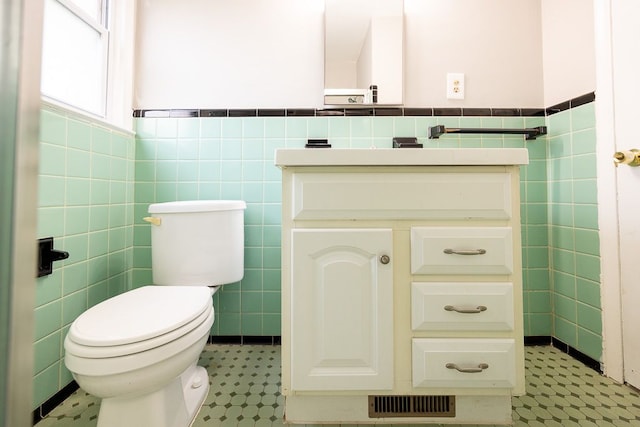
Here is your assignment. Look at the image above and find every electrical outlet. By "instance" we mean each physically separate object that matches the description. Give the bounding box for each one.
[447,73,465,100]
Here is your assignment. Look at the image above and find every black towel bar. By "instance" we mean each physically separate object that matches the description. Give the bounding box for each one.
[428,125,547,140]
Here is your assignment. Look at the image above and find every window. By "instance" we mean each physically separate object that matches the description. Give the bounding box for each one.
[41,0,109,117]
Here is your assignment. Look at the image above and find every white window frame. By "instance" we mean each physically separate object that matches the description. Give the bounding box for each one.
[41,0,135,130]
[41,0,110,117]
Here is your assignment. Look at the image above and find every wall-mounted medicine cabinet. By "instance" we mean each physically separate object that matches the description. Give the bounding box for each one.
[324,0,404,106]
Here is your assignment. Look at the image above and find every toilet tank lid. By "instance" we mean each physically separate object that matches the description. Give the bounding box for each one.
[148,200,246,213]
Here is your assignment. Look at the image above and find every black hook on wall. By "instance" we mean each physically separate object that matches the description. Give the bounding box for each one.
[37,237,69,277]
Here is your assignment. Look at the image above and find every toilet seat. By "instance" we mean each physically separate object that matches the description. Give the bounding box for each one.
[66,286,213,358]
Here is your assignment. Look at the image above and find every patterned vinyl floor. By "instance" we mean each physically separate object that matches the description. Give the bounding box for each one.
[34,345,640,426]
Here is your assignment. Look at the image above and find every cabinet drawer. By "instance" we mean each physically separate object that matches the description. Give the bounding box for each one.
[411,282,514,331]
[292,172,512,220]
[411,227,513,275]
[412,339,516,389]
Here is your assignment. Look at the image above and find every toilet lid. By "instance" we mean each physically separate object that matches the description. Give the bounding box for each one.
[67,286,212,347]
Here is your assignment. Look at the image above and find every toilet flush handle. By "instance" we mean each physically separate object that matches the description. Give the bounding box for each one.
[143,216,161,226]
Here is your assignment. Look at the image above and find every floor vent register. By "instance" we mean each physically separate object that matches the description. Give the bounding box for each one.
[368,395,456,418]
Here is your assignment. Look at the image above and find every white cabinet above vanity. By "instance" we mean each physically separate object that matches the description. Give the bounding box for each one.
[276,148,528,425]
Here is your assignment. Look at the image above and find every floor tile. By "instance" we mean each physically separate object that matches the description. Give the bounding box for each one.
[35,345,640,426]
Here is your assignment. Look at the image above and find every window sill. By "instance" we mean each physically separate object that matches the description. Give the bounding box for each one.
[41,97,134,136]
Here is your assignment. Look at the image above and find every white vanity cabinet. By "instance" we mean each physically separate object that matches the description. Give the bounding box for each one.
[276,148,528,425]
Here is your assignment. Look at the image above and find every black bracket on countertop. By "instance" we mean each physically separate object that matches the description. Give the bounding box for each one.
[393,137,423,148]
[37,237,69,277]
[428,125,547,140]
[305,139,331,148]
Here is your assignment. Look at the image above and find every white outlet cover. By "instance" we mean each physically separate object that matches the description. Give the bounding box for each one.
[447,73,465,100]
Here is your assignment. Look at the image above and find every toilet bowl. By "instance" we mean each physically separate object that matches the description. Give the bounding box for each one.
[64,200,246,427]
[65,286,215,427]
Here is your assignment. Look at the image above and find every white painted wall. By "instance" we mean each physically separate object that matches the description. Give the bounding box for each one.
[541,0,596,106]
[403,0,544,108]
[134,0,595,109]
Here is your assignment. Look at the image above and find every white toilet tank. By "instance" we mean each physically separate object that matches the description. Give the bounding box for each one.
[147,200,246,286]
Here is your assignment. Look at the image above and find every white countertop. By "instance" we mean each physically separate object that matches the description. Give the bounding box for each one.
[274,148,529,167]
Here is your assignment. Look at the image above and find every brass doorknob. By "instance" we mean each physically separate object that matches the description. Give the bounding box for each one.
[613,149,640,167]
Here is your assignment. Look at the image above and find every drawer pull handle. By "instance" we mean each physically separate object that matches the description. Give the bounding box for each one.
[443,248,487,255]
[444,305,487,314]
[445,362,489,373]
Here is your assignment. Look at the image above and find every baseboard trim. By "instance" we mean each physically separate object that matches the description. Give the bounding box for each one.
[524,335,552,346]
[32,380,79,424]
[525,336,602,373]
[208,335,282,345]
[551,337,602,373]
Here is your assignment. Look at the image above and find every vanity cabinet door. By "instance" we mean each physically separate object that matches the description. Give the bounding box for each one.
[290,228,394,391]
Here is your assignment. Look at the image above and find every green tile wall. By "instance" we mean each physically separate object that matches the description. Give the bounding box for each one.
[133,117,286,337]
[547,103,602,361]
[34,107,135,409]
[519,120,553,339]
[132,114,554,340]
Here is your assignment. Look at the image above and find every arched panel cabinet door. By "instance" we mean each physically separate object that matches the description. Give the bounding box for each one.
[290,228,393,391]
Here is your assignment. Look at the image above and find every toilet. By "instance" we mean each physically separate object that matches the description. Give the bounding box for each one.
[64,200,246,427]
